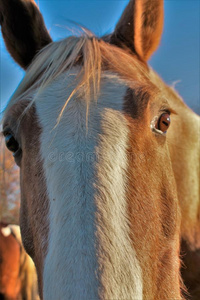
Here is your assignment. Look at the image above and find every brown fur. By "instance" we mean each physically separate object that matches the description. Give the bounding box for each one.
[124,88,182,299]
[0,0,52,69]
[109,0,163,61]
[3,102,49,298]
[150,69,200,299]
[135,0,164,60]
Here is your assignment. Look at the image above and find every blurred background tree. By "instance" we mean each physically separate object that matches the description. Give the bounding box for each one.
[0,136,20,224]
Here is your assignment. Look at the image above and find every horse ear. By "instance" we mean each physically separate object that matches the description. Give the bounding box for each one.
[109,0,164,61]
[0,0,52,69]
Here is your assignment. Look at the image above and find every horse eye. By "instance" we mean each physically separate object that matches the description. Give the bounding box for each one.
[5,133,19,153]
[156,113,171,133]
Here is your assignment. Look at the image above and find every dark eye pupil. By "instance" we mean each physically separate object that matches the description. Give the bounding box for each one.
[5,134,19,153]
[156,113,171,132]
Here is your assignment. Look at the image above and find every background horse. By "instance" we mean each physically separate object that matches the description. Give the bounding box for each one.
[0,0,199,299]
[0,223,21,299]
[0,223,39,300]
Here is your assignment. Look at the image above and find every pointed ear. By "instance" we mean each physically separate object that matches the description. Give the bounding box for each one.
[0,0,52,69]
[109,0,164,61]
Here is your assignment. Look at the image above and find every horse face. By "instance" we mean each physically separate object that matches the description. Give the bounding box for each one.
[3,67,180,299]
[1,1,183,299]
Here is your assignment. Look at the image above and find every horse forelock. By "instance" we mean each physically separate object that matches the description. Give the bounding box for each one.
[4,34,158,123]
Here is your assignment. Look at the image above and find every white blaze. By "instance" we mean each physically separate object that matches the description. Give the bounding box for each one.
[35,68,143,299]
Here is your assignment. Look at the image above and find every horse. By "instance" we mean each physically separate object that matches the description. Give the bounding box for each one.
[0,0,199,299]
[0,223,39,300]
[0,223,21,299]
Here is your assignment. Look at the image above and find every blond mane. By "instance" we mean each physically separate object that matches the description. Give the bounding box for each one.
[5,34,155,125]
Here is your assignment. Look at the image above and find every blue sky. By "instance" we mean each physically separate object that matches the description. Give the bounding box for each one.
[0,0,199,114]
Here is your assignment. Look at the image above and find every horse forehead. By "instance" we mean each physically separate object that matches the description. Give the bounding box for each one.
[33,70,126,120]
[33,69,151,124]
[4,59,156,131]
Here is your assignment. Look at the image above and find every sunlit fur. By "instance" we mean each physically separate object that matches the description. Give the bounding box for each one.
[134,0,164,60]
[150,69,200,248]
[150,69,200,299]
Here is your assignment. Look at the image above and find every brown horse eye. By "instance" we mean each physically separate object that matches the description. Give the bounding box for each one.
[156,113,171,133]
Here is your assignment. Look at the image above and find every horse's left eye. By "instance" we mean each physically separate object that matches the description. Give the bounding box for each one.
[5,133,19,154]
[156,113,171,133]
